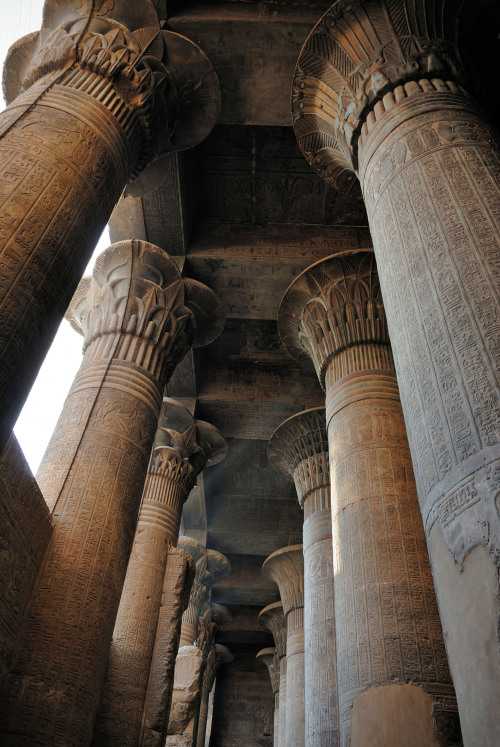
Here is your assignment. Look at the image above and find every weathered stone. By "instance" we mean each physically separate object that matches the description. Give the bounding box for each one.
[262,546,305,747]
[256,647,280,747]
[269,408,338,746]
[259,602,287,747]
[141,547,195,747]
[0,0,221,453]
[0,436,52,680]
[0,241,216,746]
[293,5,500,741]
[166,646,205,743]
[93,396,227,746]
[279,251,460,745]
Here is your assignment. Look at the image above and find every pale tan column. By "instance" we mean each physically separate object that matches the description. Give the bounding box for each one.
[0,241,220,746]
[0,0,220,451]
[259,602,287,747]
[196,643,233,747]
[167,544,231,746]
[263,546,305,747]
[269,408,338,746]
[292,4,500,741]
[93,400,227,746]
[256,647,281,747]
[279,252,459,745]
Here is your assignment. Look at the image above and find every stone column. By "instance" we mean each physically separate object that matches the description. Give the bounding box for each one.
[167,543,231,746]
[259,602,287,747]
[256,647,280,747]
[93,401,227,746]
[279,252,459,745]
[292,4,500,741]
[263,546,305,747]
[0,0,221,452]
[269,408,338,746]
[0,240,222,746]
[196,644,233,747]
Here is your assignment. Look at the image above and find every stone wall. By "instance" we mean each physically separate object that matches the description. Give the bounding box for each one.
[209,648,273,746]
[0,436,52,677]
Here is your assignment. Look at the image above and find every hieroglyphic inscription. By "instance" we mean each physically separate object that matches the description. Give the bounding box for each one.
[329,399,453,743]
[0,437,52,678]
[363,105,500,534]
[1,384,158,746]
[303,533,338,746]
[0,92,130,451]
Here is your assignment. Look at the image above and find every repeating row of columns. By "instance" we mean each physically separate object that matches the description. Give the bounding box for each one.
[292,2,500,743]
[0,0,220,453]
[259,602,287,747]
[92,403,227,746]
[166,540,231,747]
[0,240,226,746]
[260,249,461,745]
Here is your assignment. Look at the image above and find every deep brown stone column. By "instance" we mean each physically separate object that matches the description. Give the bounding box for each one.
[196,644,233,747]
[263,546,305,747]
[167,543,231,746]
[256,647,280,747]
[292,4,500,741]
[269,408,338,746]
[0,1,220,452]
[0,240,221,746]
[259,602,287,747]
[279,252,459,746]
[141,545,195,747]
[92,401,226,746]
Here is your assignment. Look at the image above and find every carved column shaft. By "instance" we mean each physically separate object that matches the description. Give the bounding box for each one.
[279,252,459,745]
[141,546,195,747]
[259,602,287,747]
[256,648,280,747]
[0,242,198,746]
[196,644,232,747]
[292,4,500,740]
[0,3,221,453]
[269,409,338,746]
[263,547,305,747]
[93,399,226,746]
[166,547,230,747]
[0,13,163,453]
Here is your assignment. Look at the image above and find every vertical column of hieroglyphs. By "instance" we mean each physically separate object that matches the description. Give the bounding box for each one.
[269,408,338,747]
[166,544,231,746]
[279,252,458,745]
[196,622,233,747]
[93,396,226,745]
[256,648,281,747]
[263,546,305,747]
[0,0,221,451]
[259,603,287,747]
[0,240,221,745]
[291,3,500,740]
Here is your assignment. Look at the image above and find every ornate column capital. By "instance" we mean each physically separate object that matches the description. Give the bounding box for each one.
[258,602,287,660]
[278,251,390,389]
[291,0,492,194]
[3,1,221,176]
[196,604,231,659]
[150,398,227,494]
[256,647,280,696]
[178,540,231,645]
[268,408,329,509]
[66,240,225,386]
[262,546,304,617]
[202,643,233,695]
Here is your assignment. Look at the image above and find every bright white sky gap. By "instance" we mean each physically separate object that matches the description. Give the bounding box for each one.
[1,1,111,473]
